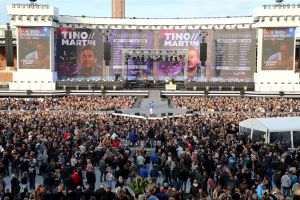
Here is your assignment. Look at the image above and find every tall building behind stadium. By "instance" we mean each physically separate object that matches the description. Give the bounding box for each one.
[112,0,125,18]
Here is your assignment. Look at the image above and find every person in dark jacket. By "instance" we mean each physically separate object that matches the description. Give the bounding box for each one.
[129,128,138,147]
[11,174,20,199]
[95,182,107,200]
[106,187,116,200]
[190,180,200,198]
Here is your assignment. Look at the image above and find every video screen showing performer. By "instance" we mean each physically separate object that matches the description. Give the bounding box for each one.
[19,27,50,69]
[75,45,102,78]
[262,28,295,70]
[56,28,103,79]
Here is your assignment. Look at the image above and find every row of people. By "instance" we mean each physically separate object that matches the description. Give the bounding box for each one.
[172,96,300,113]
[0,96,136,111]
[2,96,299,113]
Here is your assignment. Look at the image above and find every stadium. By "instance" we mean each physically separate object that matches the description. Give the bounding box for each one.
[0,0,300,199]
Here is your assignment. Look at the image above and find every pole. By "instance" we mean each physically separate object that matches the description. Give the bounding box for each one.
[127,57,129,82]
[125,56,129,89]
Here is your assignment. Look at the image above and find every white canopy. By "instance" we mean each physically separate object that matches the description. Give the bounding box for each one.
[239,117,300,133]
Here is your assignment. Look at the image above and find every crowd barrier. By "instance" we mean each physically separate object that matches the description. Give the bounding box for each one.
[56,80,125,90]
[0,90,149,97]
[184,81,255,91]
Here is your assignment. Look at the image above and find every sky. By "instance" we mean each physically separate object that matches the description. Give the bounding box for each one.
[1,0,300,25]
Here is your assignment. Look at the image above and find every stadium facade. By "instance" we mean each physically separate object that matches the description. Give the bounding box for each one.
[0,2,299,92]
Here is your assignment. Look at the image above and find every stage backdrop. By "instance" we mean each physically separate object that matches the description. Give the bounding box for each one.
[56,28,103,79]
[108,29,154,80]
[262,28,295,70]
[212,29,256,82]
[108,29,207,81]
[18,27,50,69]
[158,30,200,81]
[55,28,257,81]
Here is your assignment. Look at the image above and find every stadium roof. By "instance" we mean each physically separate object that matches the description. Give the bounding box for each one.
[239,117,300,133]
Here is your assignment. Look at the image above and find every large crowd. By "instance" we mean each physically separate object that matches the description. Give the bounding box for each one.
[171,96,300,113]
[0,96,300,200]
[0,96,136,111]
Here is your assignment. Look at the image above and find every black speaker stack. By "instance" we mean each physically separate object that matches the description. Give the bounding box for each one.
[104,42,111,66]
[5,24,14,67]
[200,43,207,66]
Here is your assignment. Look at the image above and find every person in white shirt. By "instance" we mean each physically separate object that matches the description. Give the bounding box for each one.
[176,146,184,156]
[267,43,294,70]
[281,172,291,197]
[136,154,145,166]
[22,41,49,69]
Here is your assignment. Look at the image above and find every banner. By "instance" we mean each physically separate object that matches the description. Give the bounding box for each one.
[212,29,256,81]
[159,30,200,81]
[18,27,50,69]
[54,27,257,82]
[56,28,103,79]
[262,28,295,70]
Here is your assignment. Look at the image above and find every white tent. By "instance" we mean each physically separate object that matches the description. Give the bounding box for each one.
[239,117,300,148]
